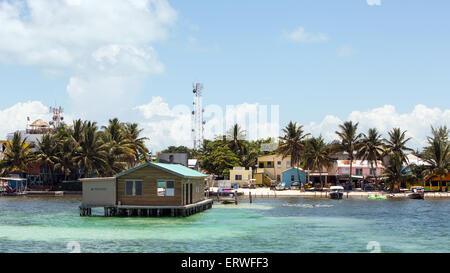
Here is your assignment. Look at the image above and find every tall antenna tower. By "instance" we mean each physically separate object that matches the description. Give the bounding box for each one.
[49,106,64,128]
[192,83,205,150]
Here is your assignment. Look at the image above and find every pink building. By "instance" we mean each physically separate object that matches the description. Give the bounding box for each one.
[337,160,384,178]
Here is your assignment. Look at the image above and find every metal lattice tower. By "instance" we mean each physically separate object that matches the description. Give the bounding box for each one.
[192,83,205,150]
[49,106,64,128]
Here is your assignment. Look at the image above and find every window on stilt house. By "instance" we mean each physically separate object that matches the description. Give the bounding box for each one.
[158,180,175,197]
[125,180,143,196]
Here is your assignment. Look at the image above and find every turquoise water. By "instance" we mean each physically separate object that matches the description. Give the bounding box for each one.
[0,196,449,253]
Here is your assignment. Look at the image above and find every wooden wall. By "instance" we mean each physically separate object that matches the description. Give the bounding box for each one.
[117,165,205,206]
[181,179,205,205]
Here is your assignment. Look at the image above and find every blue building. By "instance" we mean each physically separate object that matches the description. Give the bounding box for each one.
[282,168,307,187]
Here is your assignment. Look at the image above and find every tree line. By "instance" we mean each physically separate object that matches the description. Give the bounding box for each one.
[162,124,275,178]
[278,122,448,191]
[0,118,149,186]
[177,122,448,192]
[1,117,447,192]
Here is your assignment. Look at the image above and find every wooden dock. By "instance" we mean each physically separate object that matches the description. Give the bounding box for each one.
[25,191,65,196]
[79,199,213,217]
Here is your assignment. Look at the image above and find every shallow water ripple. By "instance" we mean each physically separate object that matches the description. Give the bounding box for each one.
[0,196,449,253]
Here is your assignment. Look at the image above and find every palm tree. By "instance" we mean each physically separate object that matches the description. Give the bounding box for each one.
[124,123,150,166]
[335,121,362,186]
[383,153,409,193]
[240,141,259,169]
[383,128,414,164]
[304,136,332,190]
[100,132,133,176]
[73,125,107,178]
[101,140,130,177]
[0,132,34,176]
[34,134,59,186]
[101,119,137,174]
[278,122,310,190]
[408,163,427,187]
[423,126,449,161]
[102,118,123,143]
[71,119,85,144]
[423,135,449,192]
[430,125,449,143]
[227,124,246,156]
[358,128,385,187]
[1,119,149,184]
[54,136,77,181]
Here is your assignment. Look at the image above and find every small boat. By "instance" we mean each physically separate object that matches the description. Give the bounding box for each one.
[3,192,27,196]
[409,187,425,200]
[220,197,237,204]
[329,186,344,200]
[215,192,238,205]
[209,187,244,197]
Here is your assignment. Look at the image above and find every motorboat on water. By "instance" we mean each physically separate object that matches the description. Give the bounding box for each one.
[329,186,344,200]
[409,187,425,200]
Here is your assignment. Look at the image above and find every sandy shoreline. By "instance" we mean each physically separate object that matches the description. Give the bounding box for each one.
[210,187,450,199]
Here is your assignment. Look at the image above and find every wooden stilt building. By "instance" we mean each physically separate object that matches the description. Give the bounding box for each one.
[79,163,212,217]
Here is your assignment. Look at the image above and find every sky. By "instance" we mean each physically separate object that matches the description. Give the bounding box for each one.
[0,0,449,152]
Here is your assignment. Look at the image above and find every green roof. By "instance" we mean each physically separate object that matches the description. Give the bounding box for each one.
[115,162,207,179]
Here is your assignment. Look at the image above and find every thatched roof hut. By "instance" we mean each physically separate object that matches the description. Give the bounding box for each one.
[30,119,50,128]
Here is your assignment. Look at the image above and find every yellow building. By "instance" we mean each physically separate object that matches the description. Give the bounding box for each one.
[424,174,449,192]
[255,154,291,186]
[229,167,253,187]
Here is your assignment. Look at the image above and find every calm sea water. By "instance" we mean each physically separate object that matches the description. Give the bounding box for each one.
[0,196,448,253]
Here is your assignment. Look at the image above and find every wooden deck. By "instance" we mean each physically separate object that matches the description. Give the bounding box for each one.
[80,199,213,218]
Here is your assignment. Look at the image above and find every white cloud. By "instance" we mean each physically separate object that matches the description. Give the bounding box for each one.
[66,75,143,121]
[366,0,382,6]
[133,96,173,119]
[0,101,51,139]
[0,0,176,68]
[306,115,343,142]
[0,101,78,140]
[134,98,280,152]
[0,0,177,120]
[338,45,356,57]
[91,45,164,75]
[135,97,192,151]
[305,105,450,149]
[284,26,328,43]
[4,101,446,154]
[225,103,279,141]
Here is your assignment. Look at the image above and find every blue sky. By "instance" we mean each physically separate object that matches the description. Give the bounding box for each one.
[0,0,449,150]
[146,0,450,119]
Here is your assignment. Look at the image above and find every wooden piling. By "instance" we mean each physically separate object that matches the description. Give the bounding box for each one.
[80,199,213,218]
